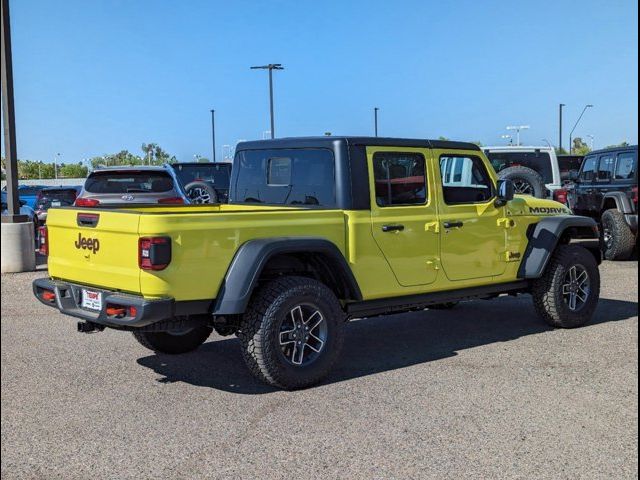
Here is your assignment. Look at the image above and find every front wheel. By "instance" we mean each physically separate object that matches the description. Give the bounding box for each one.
[237,276,345,390]
[532,245,600,328]
[133,324,212,354]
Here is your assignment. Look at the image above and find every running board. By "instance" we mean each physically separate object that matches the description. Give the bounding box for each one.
[346,281,530,319]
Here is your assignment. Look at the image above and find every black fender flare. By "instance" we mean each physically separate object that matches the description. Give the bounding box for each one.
[601,192,635,214]
[518,216,600,279]
[212,237,362,315]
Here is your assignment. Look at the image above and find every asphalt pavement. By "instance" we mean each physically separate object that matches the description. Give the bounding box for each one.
[1,261,638,479]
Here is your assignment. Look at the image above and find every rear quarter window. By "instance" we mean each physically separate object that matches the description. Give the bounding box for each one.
[233,148,335,207]
[615,152,637,180]
[84,171,174,194]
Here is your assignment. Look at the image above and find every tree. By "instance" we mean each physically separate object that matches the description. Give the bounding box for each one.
[572,137,591,156]
[89,150,143,169]
[59,163,88,178]
[555,147,569,155]
[605,141,630,149]
[141,143,177,165]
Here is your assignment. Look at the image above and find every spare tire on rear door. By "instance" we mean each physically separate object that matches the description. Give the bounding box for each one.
[498,166,546,198]
[184,181,219,204]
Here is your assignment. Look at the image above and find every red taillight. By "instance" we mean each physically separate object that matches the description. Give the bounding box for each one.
[128,306,138,317]
[41,290,56,302]
[157,197,185,205]
[74,197,100,207]
[106,306,126,316]
[38,226,48,255]
[632,186,638,206]
[138,236,172,270]
[554,188,569,205]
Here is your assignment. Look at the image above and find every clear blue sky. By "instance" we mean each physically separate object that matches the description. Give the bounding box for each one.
[3,0,638,163]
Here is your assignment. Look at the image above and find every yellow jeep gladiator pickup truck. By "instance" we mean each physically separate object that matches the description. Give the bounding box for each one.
[34,137,602,389]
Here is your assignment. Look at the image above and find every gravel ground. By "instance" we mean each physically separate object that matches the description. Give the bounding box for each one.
[1,261,637,479]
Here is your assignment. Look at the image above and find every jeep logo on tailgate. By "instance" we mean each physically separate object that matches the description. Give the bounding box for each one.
[75,233,100,254]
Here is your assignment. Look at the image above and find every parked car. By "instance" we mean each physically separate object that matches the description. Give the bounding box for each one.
[74,166,189,207]
[34,136,601,390]
[34,186,82,223]
[1,190,39,240]
[170,162,232,203]
[483,146,568,200]
[567,145,638,260]
[1,184,47,209]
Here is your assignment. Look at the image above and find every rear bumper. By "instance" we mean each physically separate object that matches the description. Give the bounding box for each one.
[32,278,174,328]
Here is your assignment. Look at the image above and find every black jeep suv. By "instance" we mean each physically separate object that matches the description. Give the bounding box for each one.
[568,145,638,260]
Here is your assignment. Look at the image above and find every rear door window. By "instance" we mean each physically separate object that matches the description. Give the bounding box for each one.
[596,154,615,181]
[580,156,597,182]
[485,151,553,184]
[614,152,636,180]
[372,151,427,206]
[84,171,174,194]
[233,148,335,207]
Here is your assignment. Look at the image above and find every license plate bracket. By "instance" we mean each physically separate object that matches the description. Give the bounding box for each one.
[81,289,102,311]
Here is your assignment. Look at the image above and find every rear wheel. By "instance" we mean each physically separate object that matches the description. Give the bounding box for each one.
[237,276,345,390]
[601,209,636,261]
[532,245,600,328]
[133,324,212,354]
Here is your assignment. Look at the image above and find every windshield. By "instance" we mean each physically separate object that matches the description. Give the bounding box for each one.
[485,151,553,184]
[172,164,231,189]
[84,171,174,194]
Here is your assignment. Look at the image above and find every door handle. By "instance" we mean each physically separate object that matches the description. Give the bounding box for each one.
[382,224,405,232]
[443,221,463,229]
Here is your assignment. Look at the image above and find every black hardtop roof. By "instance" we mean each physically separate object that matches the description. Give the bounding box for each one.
[236,136,481,152]
[586,144,638,156]
[171,162,232,167]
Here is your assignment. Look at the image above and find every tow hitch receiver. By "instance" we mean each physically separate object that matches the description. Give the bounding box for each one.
[77,322,105,334]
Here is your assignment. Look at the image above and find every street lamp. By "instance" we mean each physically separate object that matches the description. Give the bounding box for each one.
[569,104,593,154]
[506,125,530,146]
[55,152,60,179]
[501,134,513,145]
[250,63,284,139]
[210,109,216,162]
[374,107,379,137]
[586,134,595,150]
[559,103,565,152]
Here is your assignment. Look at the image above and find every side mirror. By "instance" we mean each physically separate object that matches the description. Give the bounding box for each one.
[19,199,26,207]
[568,170,580,182]
[495,179,515,207]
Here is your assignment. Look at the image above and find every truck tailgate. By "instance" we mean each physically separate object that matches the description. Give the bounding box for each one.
[46,208,142,294]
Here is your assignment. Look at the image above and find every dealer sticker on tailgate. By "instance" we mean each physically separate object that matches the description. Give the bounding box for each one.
[81,289,102,311]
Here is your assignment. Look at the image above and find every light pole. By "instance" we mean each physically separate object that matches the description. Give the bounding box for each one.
[586,134,595,150]
[210,109,216,162]
[559,103,565,152]
[374,107,379,137]
[506,125,530,146]
[250,64,284,139]
[501,134,512,144]
[55,153,60,179]
[569,104,593,154]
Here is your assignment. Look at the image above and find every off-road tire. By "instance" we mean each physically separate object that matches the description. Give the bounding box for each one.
[532,245,600,328]
[184,181,219,204]
[601,209,636,261]
[237,276,345,390]
[498,166,546,198]
[132,325,212,354]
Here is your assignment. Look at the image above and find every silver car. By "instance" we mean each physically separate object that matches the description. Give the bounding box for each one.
[75,166,189,207]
